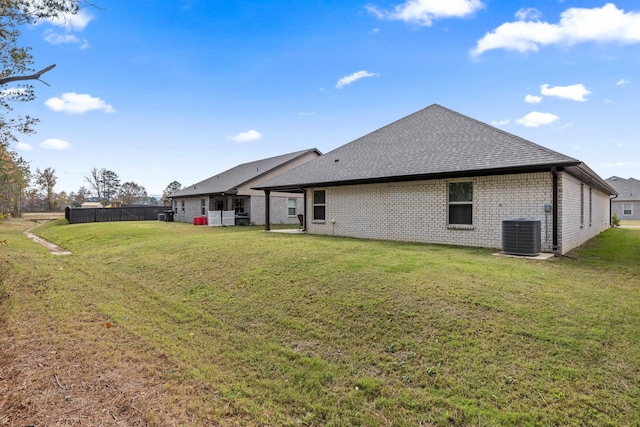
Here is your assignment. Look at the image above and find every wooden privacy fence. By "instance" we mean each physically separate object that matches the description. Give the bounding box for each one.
[65,206,171,224]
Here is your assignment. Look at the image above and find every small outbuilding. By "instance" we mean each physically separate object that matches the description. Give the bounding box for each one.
[81,202,103,209]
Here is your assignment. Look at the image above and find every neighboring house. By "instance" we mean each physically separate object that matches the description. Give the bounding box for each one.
[255,104,616,254]
[606,176,640,220]
[170,149,321,225]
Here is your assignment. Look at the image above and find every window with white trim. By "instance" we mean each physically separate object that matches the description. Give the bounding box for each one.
[181,200,185,214]
[287,198,296,216]
[623,203,633,215]
[201,198,206,216]
[313,190,325,221]
[448,181,473,225]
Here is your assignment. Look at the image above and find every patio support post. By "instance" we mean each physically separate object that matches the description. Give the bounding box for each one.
[302,188,307,231]
[264,190,271,231]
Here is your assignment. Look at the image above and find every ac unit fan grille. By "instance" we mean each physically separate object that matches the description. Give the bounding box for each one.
[502,219,541,256]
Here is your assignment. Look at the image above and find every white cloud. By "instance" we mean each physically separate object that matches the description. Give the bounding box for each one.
[366,0,483,26]
[0,88,27,99]
[516,111,559,127]
[492,119,510,126]
[45,92,115,114]
[46,9,93,31]
[515,8,542,21]
[230,130,262,143]
[540,83,591,102]
[472,3,640,56]
[559,122,574,130]
[16,142,33,151]
[525,94,543,103]
[40,138,71,150]
[41,9,92,47]
[336,70,377,89]
[44,30,80,45]
[604,161,639,168]
[616,78,630,85]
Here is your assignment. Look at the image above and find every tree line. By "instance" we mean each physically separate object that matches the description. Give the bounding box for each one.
[19,167,184,213]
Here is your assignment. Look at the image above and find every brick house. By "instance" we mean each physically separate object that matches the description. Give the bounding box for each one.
[255,105,616,254]
[606,176,640,221]
[170,149,321,225]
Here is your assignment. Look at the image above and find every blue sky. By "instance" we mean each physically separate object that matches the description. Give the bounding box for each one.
[11,0,640,195]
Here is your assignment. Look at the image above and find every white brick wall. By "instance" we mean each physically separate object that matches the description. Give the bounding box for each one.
[303,172,608,254]
[558,173,611,253]
[251,195,302,225]
[173,196,205,223]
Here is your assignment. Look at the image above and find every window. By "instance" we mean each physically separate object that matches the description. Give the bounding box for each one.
[201,198,206,216]
[623,203,633,215]
[580,183,584,227]
[313,190,326,221]
[234,198,245,214]
[448,182,473,225]
[589,187,593,227]
[181,200,185,214]
[173,200,177,212]
[287,198,296,216]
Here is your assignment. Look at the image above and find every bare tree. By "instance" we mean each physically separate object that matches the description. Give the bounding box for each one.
[84,167,103,202]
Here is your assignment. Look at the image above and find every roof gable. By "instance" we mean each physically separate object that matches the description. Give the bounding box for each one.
[256,104,581,189]
[171,148,320,197]
[606,176,640,201]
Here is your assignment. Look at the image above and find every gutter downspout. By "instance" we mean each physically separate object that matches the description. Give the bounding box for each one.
[610,194,618,226]
[552,167,559,252]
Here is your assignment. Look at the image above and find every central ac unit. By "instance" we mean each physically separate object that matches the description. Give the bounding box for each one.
[502,219,541,256]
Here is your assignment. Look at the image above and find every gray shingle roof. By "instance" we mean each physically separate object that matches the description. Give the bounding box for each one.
[171,148,320,197]
[255,104,583,190]
[606,176,640,201]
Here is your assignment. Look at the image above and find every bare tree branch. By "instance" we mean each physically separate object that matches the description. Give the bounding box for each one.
[0,64,56,86]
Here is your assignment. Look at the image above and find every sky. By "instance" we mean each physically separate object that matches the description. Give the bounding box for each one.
[9,0,640,196]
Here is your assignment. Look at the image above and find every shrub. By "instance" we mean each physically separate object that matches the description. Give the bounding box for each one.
[611,212,620,227]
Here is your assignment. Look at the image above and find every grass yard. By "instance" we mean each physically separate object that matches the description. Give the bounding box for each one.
[1,219,639,426]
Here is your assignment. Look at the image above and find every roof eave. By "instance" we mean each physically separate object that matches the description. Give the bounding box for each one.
[565,163,617,195]
[254,162,580,192]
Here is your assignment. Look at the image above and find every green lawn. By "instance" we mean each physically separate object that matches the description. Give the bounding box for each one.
[2,219,639,426]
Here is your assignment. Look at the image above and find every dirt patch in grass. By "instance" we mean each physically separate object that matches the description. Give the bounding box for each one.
[0,313,192,426]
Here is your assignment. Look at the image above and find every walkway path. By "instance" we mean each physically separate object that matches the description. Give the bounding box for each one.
[23,222,72,255]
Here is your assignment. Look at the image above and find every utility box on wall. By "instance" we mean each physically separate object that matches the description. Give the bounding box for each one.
[502,219,541,256]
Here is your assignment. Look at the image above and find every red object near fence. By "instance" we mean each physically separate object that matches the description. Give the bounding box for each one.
[193,216,208,225]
